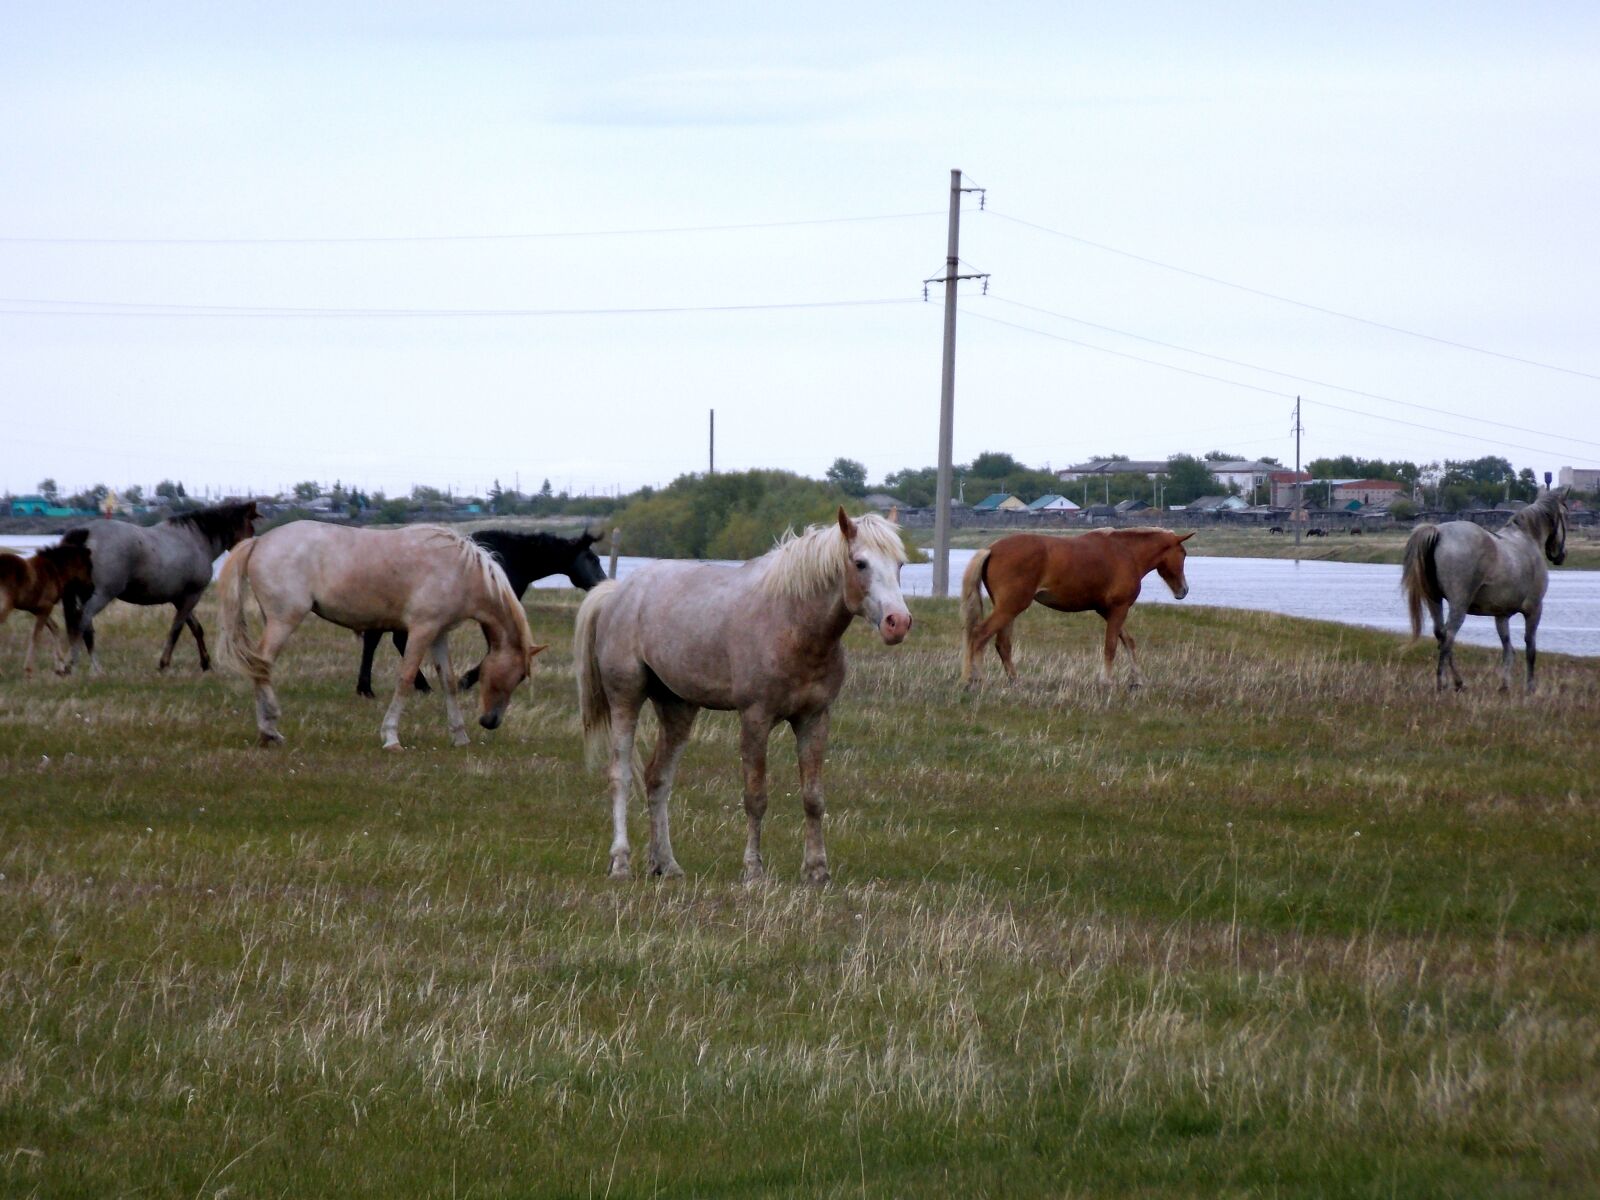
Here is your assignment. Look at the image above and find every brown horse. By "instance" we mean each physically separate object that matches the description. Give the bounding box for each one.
[961,529,1193,686]
[0,531,94,677]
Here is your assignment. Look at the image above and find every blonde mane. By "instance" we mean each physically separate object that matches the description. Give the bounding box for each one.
[416,526,537,660]
[759,513,908,600]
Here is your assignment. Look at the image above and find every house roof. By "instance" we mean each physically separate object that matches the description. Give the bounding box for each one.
[1026,494,1078,510]
[972,493,1020,510]
[1114,498,1149,512]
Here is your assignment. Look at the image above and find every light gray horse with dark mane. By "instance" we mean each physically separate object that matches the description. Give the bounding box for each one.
[64,501,259,674]
[1402,489,1567,692]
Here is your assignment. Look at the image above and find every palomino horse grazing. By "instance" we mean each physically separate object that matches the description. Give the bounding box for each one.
[64,501,259,674]
[961,529,1193,687]
[217,523,545,749]
[356,527,605,698]
[575,509,911,883]
[0,531,94,677]
[1403,489,1567,693]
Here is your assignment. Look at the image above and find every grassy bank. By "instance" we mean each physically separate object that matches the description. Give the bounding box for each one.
[944,523,1600,568]
[3,597,1599,1196]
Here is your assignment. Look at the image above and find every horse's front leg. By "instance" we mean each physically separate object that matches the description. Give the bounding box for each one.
[1494,615,1514,693]
[356,629,383,698]
[24,613,52,677]
[70,589,113,675]
[428,634,470,747]
[1100,604,1133,686]
[739,712,777,883]
[792,709,832,885]
[380,625,438,751]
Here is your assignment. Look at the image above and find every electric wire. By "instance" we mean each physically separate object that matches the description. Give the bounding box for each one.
[986,209,1600,383]
[0,296,922,319]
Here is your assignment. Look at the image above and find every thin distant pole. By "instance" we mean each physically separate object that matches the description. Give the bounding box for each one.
[1293,395,1304,551]
[709,409,715,475]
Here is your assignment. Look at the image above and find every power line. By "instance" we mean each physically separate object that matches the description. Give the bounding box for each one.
[989,293,1600,453]
[0,296,923,319]
[0,211,945,247]
[986,209,1600,383]
[966,306,1600,467]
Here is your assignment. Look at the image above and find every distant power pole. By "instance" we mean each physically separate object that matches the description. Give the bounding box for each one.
[926,169,989,598]
[709,409,715,475]
[1292,395,1304,550]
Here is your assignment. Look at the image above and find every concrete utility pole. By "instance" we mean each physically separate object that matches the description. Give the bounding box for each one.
[709,409,715,475]
[927,169,988,598]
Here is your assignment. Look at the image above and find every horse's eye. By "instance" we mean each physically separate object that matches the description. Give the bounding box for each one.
[854,559,868,571]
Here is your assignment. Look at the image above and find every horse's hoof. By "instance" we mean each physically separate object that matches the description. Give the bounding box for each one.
[257,732,284,749]
[382,741,404,753]
[356,688,375,700]
[650,862,685,879]
[608,858,631,880]
[451,731,470,748]
[742,863,767,885]
[804,864,831,886]
[1126,680,1142,691]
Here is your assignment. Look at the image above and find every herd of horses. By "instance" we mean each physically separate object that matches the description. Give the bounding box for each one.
[0,490,1570,877]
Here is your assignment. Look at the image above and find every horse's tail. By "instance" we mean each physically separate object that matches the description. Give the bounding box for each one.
[959,547,992,676]
[216,537,270,680]
[573,580,620,769]
[1401,525,1442,640]
[0,553,23,623]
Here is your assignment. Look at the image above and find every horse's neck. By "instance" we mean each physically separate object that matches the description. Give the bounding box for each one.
[779,587,854,647]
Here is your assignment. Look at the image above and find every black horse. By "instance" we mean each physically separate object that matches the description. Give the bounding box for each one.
[356,528,606,697]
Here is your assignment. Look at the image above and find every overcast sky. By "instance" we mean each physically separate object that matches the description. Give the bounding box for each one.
[3,2,1597,500]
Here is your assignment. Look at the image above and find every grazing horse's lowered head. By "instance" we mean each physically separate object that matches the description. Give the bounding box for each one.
[1517,488,1568,567]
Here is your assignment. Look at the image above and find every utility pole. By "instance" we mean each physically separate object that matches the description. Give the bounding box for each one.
[926,169,988,597]
[1292,395,1304,550]
[709,409,715,475]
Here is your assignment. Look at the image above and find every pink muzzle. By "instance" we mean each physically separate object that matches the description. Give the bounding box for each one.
[880,610,912,644]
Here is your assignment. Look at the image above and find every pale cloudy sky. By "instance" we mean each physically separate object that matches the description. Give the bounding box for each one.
[3,1,1597,499]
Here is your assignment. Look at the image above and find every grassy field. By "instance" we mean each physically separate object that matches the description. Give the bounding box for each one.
[945,523,1600,569]
[3,594,1599,1197]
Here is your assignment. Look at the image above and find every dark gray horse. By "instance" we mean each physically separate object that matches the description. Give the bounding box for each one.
[64,501,259,673]
[1402,490,1567,692]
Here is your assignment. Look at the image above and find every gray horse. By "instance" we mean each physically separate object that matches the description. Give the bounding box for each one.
[1402,490,1567,692]
[65,501,259,674]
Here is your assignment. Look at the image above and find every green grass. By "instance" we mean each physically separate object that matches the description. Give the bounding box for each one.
[3,594,1599,1197]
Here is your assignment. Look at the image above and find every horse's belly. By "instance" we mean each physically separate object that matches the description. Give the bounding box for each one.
[311,598,409,631]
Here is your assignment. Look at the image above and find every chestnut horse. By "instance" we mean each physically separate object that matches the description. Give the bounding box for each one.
[0,531,94,677]
[575,509,911,883]
[961,529,1193,686]
[217,523,545,749]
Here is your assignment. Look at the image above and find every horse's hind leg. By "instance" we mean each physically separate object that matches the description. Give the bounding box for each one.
[1437,604,1467,692]
[993,624,1020,683]
[965,597,1030,686]
[251,616,302,747]
[1118,625,1143,687]
[792,709,832,885]
[395,630,431,694]
[428,634,470,747]
[1494,615,1514,693]
[606,698,644,879]
[643,698,698,878]
[24,613,52,678]
[72,589,115,675]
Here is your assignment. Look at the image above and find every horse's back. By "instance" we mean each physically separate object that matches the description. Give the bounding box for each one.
[989,532,1135,611]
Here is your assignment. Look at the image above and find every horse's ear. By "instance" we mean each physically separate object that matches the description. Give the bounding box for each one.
[528,643,549,666]
[1177,531,1195,543]
[837,506,858,540]
[244,501,260,520]
[579,530,599,547]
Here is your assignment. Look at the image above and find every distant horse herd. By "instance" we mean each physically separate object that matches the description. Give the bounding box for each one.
[0,490,1570,877]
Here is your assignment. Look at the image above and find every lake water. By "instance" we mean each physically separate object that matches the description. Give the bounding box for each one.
[7,536,1597,657]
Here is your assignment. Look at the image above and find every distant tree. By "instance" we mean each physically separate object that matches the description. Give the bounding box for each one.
[38,478,59,503]
[539,479,554,499]
[410,484,449,507]
[969,451,1024,478]
[67,483,109,511]
[123,484,144,506]
[882,466,939,507]
[824,457,868,496]
[1203,450,1244,462]
[330,481,348,511]
[292,480,320,502]
[1387,497,1419,520]
[1164,455,1217,506]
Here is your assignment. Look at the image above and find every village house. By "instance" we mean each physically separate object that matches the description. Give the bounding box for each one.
[972,493,1027,513]
[1026,494,1080,512]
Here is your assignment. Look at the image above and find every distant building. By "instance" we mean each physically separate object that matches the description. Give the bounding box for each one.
[1332,479,1404,508]
[972,493,1027,512]
[8,495,83,518]
[1026,494,1080,512]
[1114,498,1150,514]
[1057,459,1170,482]
[1184,495,1249,513]
[860,493,901,511]
[1208,460,1281,498]
[1559,466,1600,492]
[1268,471,1312,507]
